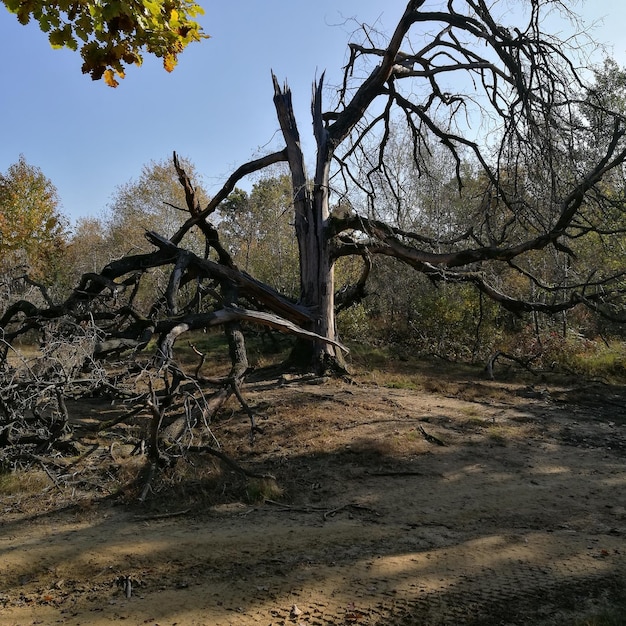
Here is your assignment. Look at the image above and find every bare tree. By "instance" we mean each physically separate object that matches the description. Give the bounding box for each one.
[160,0,626,371]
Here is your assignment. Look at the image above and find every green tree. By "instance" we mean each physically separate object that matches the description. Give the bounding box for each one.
[2,0,207,86]
[106,156,208,258]
[102,156,209,311]
[0,155,68,283]
[221,175,299,298]
[56,216,112,295]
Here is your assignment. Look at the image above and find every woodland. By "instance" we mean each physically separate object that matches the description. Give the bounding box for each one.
[3,0,626,495]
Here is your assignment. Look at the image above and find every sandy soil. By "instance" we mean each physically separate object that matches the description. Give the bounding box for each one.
[1,367,625,625]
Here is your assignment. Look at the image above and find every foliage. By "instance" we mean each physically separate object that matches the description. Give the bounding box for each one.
[359,256,497,362]
[106,156,208,256]
[2,0,208,86]
[0,155,68,284]
[336,302,370,340]
[65,216,111,275]
[220,174,299,298]
[46,156,211,304]
[96,156,210,309]
[518,329,626,379]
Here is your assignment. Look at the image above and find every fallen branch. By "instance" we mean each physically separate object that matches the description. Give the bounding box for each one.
[323,503,378,520]
[39,460,63,492]
[265,499,378,520]
[230,381,264,444]
[486,350,540,380]
[95,404,147,433]
[418,425,448,446]
[366,470,425,477]
[64,442,101,470]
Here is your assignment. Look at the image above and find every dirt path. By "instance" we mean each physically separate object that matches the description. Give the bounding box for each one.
[1,373,625,625]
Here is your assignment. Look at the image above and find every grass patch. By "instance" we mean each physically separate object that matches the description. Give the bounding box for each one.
[172,330,231,366]
[383,377,420,391]
[348,344,393,370]
[0,470,49,495]
[486,425,509,446]
[459,409,487,429]
[571,343,626,381]
[459,406,482,419]
[169,328,293,371]
[245,477,284,504]
[421,377,454,394]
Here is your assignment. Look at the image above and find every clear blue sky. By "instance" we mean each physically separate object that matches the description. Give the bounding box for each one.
[1,1,626,226]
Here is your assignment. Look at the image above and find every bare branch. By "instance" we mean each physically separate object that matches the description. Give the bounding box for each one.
[171,149,289,245]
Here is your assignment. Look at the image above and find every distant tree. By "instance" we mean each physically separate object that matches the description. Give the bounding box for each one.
[220,175,299,299]
[67,217,110,274]
[0,155,68,283]
[55,216,112,297]
[2,0,207,86]
[91,156,209,311]
[106,156,208,259]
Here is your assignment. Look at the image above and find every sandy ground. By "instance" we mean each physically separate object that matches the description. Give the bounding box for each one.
[1,368,625,625]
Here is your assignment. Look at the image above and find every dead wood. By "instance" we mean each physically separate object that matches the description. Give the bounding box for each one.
[418,425,448,446]
[138,461,158,502]
[265,499,378,520]
[486,351,540,380]
[133,508,191,521]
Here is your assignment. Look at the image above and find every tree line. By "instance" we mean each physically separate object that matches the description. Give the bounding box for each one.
[4,106,626,376]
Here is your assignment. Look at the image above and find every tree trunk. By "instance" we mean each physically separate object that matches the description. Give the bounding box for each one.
[272,76,345,374]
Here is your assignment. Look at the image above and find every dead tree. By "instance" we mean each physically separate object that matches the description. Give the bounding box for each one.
[161,1,626,372]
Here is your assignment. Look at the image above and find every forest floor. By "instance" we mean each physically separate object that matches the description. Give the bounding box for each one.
[1,358,626,625]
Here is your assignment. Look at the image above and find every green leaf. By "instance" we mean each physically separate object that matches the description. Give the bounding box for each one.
[5,0,208,85]
[48,28,68,48]
[66,35,78,51]
[38,15,51,32]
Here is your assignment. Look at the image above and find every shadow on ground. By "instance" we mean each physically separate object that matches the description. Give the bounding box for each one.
[1,372,625,625]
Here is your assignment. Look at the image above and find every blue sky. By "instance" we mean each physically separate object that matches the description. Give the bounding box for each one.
[1,0,626,226]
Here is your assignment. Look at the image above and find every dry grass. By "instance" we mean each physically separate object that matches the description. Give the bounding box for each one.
[348,430,423,458]
[0,469,49,495]
[485,424,510,445]
[245,477,284,503]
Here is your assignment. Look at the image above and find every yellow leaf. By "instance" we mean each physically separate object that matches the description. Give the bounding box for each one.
[103,69,119,87]
[163,53,177,72]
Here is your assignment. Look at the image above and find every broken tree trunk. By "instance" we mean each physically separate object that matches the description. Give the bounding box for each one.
[272,75,346,374]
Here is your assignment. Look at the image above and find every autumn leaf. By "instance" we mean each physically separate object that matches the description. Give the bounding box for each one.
[163,53,177,72]
[5,0,208,85]
[103,68,119,87]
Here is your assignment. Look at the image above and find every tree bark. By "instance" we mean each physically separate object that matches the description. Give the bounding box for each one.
[273,75,345,374]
